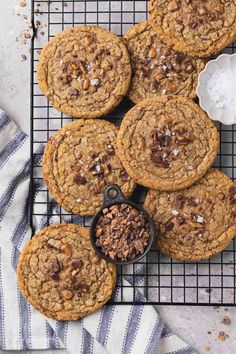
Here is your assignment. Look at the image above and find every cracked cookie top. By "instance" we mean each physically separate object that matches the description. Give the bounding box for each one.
[149,0,236,57]
[117,96,219,191]
[37,26,131,118]
[144,169,236,261]
[17,224,116,320]
[42,119,135,215]
[124,21,205,103]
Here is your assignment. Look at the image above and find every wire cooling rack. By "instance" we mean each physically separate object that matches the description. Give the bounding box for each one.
[31,0,236,305]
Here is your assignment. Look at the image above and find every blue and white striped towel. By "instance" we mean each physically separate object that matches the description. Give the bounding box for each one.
[0,109,197,354]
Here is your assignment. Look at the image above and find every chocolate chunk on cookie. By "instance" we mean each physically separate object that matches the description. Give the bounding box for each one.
[17,224,116,320]
[42,119,135,215]
[117,96,219,191]
[144,169,236,261]
[38,25,131,118]
[124,21,205,103]
[149,0,236,57]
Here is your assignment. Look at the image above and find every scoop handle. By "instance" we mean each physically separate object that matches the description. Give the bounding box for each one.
[102,184,127,207]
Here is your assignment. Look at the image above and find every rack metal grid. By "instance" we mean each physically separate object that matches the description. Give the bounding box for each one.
[31,0,236,305]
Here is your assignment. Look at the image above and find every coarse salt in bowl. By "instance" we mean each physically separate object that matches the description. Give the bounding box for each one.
[197,54,236,125]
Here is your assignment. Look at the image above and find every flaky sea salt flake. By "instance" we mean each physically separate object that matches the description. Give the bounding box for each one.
[197,215,204,224]
[165,129,171,136]
[90,78,100,86]
[172,209,179,216]
[172,149,179,156]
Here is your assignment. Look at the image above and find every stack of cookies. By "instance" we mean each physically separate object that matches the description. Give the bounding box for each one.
[17,2,236,320]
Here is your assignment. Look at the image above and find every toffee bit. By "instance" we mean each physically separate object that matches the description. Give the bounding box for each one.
[21,54,27,61]
[106,144,115,155]
[222,315,231,325]
[95,203,151,261]
[218,331,227,341]
[70,88,79,97]
[164,220,174,231]
[74,174,87,185]
[71,259,83,269]
[19,0,26,7]
[205,288,212,293]
[120,169,129,182]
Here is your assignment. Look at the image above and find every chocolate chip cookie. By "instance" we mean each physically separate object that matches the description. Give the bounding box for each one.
[123,21,205,103]
[42,119,135,215]
[17,224,116,320]
[37,26,131,118]
[149,0,236,57]
[144,169,236,261]
[117,96,219,191]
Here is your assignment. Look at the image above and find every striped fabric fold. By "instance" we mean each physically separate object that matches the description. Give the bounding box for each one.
[0,109,197,354]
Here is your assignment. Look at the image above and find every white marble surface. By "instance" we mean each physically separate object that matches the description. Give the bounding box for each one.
[1,1,236,354]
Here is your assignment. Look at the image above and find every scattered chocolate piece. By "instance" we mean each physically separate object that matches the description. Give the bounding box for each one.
[74,174,87,185]
[106,144,115,155]
[95,203,151,261]
[71,259,83,270]
[189,22,198,29]
[49,259,61,280]
[222,315,231,325]
[24,33,31,39]
[175,53,185,65]
[229,185,236,204]
[205,288,212,294]
[120,169,129,182]
[149,125,194,168]
[218,331,227,341]
[21,54,27,61]
[165,220,174,231]
[70,88,79,97]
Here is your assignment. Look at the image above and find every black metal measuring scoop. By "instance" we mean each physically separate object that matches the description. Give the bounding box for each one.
[90,184,155,265]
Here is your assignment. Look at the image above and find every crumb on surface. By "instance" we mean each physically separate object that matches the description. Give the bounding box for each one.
[19,0,26,7]
[222,315,231,325]
[218,331,227,341]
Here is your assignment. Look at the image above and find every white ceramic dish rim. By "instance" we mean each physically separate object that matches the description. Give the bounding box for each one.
[196,53,236,125]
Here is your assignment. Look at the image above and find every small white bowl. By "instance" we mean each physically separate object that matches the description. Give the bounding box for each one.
[197,54,236,125]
